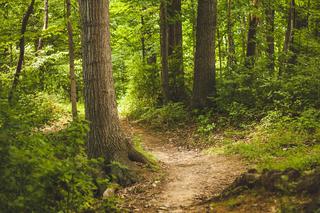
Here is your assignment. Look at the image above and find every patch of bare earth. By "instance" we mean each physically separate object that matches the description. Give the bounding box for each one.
[119,123,246,212]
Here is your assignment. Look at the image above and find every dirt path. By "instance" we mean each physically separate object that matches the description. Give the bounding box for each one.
[120,124,246,212]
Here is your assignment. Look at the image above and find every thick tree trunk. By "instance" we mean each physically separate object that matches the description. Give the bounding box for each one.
[245,0,259,68]
[160,0,170,102]
[78,0,147,164]
[8,0,35,103]
[192,0,217,108]
[66,0,77,119]
[168,0,185,101]
[227,0,236,67]
[37,0,49,51]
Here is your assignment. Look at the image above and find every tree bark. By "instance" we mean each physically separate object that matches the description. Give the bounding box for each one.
[190,0,197,55]
[141,9,146,62]
[283,0,295,55]
[192,0,217,108]
[168,0,185,101]
[227,0,236,67]
[160,0,170,102]
[217,27,223,80]
[66,0,78,119]
[37,0,49,51]
[8,0,35,103]
[264,0,275,72]
[78,0,147,164]
[245,0,259,68]
[280,0,295,77]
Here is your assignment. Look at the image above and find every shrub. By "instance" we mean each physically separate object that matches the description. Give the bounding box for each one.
[0,93,116,212]
[226,109,320,171]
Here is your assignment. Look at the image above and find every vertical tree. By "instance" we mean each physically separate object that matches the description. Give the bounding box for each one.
[160,0,170,102]
[245,0,259,68]
[140,4,158,98]
[78,0,147,164]
[192,0,217,108]
[167,0,185,101]
[37,0,49,51]
[66,0,77,119]
[263,0,275,72]
[280,0,295,76]
[227,0,236,67]
[8,0,35,103]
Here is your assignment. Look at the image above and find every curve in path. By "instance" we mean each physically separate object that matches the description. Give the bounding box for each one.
[120,124,246,212]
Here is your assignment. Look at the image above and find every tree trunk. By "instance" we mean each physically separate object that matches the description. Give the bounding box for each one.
[37,0,49,51]
[241,16,247,62]
[190,0,197,55]
[227,0,236,67]
[8,0,35,103]
[192,0,217,108]
[245,0,259,68]
[78,0,147,164]
[66,0,77,119]
[283,0,295,55]
[280,0,295,77]
[168,0,185,101]
[217,27,223,80]
[141,9,146,62]
[264,0,275,72]
[160,0,170,102]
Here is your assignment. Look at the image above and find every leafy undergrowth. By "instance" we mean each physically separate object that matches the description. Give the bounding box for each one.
[123,101,320,172]
[123,102,320,211]
[221,109,320,171]
[203,109,320,212]
[209,189,311,213]
[0,93,120,212]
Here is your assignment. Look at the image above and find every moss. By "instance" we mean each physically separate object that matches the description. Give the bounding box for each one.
[132,136,160,171]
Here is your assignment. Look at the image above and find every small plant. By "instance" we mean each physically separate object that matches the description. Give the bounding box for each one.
[196,112,216,135]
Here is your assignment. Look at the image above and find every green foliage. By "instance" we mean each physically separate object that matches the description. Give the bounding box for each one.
[132,136,159,169]
[132,102,189,129]
[0,93,116,212]
[196,111,216,135]
[226,109,320,171]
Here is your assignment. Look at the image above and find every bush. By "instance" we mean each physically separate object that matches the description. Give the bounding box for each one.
[226,109,320,171]
[196,111,216,135]
[0,93,116,212]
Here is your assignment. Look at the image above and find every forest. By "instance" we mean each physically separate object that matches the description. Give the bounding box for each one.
[0,0,319,212]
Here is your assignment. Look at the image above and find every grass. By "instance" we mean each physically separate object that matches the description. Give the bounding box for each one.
[225,126,320,171]
[203,110,320,172]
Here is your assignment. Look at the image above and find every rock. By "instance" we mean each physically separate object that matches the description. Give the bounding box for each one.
[283,168,300,181]
[297,171,320,194]
[233,172,261,189]
[248,168,258,174]
[103,188,115,199]
[303,194,320,212]
[261,169,283,192]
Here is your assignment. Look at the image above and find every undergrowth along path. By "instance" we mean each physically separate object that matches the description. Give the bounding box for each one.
[120,123,246,212]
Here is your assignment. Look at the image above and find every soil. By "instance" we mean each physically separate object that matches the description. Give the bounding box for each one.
[119,123,246,212]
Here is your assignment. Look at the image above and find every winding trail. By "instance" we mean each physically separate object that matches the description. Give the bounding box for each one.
[120,123,246,212]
